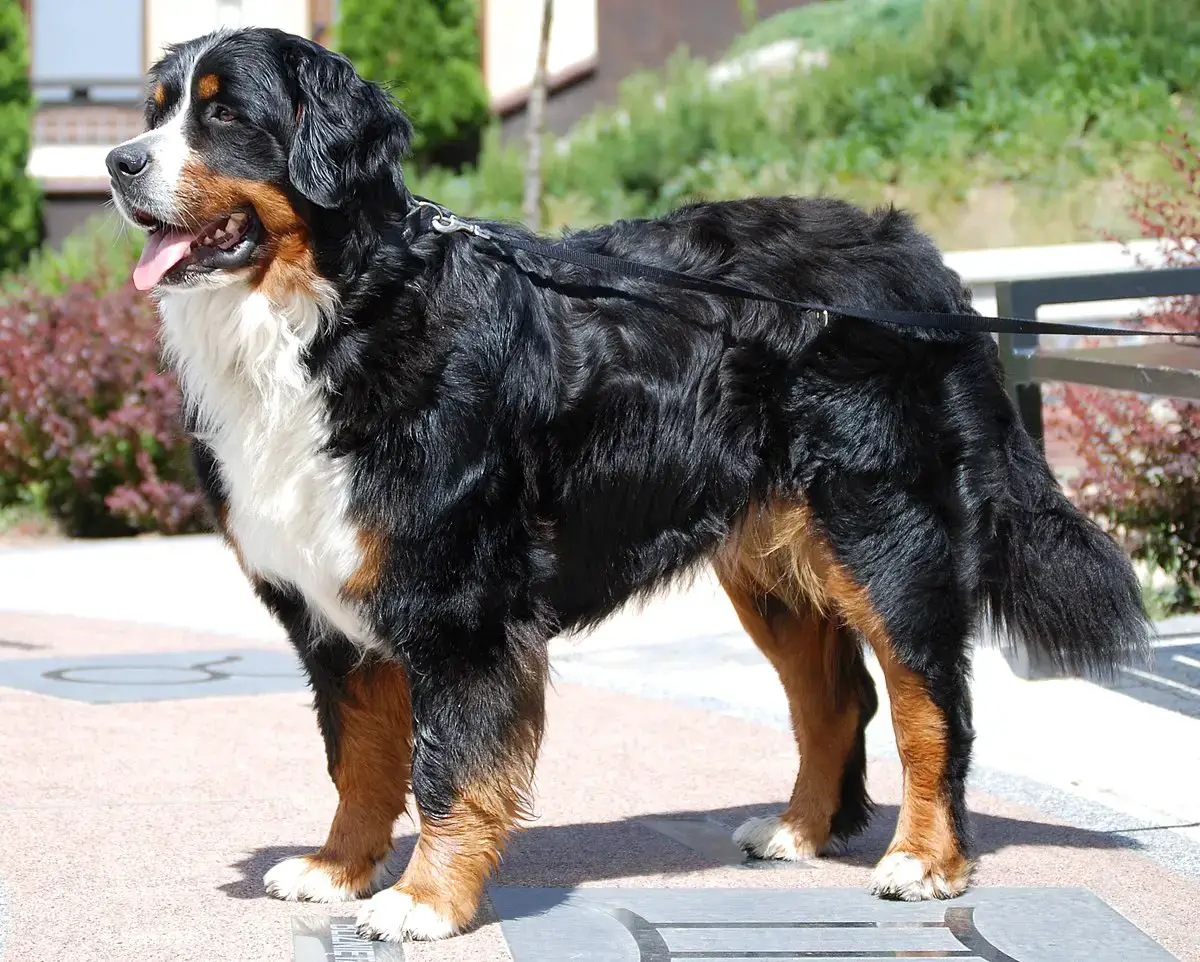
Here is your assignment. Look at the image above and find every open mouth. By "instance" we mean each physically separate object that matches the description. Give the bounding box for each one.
[132,208,261,291]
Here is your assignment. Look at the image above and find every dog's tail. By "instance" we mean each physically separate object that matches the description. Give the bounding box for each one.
[981,410,1152,678]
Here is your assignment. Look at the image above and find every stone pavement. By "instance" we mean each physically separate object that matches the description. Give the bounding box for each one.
[1,536,1198,962]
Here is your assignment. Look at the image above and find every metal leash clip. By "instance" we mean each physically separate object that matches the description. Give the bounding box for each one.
[411,199,492,240]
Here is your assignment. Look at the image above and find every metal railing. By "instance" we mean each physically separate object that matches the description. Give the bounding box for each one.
[996,265,1200,679]
[997,265,1200,449]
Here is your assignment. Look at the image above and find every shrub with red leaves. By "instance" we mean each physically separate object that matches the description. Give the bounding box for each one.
[1047,130,1200,612]
[0,278,207,536]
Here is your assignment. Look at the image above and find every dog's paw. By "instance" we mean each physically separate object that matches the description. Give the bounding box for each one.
[733,815,821,860]
[356,886,459,942]
[868,851,969,901]
[263,854,383,902]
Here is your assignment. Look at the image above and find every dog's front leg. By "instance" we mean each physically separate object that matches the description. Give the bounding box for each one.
[264,644,413,903]
[356,623,548,942]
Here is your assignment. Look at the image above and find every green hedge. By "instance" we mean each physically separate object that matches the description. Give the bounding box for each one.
[0,0,42,271]
[409,0,1200,244]
[336,0,488,161]
[3,215,142,298]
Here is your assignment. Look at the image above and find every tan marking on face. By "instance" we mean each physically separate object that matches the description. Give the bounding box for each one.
[153,83,166,108]
[178,161,319,301]
[197,73,220,100]
[310,659,413,892]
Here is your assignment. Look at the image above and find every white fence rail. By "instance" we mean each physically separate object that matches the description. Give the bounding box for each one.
[947,239,1174,323]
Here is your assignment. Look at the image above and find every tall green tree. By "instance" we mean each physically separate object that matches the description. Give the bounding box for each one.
[0,0,41,271]
[336,0,488,161]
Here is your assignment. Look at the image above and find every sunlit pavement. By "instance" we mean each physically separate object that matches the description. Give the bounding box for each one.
[0,535,1197,961]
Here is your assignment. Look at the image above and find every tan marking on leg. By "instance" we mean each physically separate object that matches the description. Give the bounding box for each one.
[395,791,523,930]
[716,572,861,856]
[267,660,412,901]
[719,500,833,616]
[196,73,220,100]
[320,659,413,889]
[719,499,967,893]
[343,528,388,600]
[370,690,543,935]
[822,540,971,895]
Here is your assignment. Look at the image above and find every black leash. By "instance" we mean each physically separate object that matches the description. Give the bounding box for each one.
[411,199,1199,340]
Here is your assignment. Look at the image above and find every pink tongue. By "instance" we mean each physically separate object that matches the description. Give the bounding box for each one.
[133,228,199,291]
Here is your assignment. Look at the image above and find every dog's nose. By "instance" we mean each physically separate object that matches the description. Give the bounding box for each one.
[105,143,151,185]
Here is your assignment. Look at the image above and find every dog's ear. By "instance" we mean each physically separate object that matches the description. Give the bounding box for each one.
[285,39,413,210]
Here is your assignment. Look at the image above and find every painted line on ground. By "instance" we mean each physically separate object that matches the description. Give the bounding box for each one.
[1121,666,1200,698]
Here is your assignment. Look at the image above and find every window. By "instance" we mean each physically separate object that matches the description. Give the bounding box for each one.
[31,0,145,103]
[483,0,598,113]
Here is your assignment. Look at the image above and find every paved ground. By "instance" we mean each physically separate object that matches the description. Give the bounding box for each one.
[1,536,1199,961]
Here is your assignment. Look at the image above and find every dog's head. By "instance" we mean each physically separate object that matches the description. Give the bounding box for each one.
[107,28,413,293]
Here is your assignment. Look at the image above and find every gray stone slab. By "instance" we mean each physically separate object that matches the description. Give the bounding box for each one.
[489,887,1178,962]
[1110,641,1200,719]
[292,917,405,961]
[0,649,305,703]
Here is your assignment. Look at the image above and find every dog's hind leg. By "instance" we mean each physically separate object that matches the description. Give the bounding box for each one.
[716,504,878,861]
[812,494,976,901]
[717,574,878,859]
[264,653,413,902]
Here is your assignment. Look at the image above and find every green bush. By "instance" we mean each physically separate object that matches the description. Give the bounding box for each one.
[0,0,42,271]
[4,214,143,298]
[336,0,488,160]
[407,0,1200,245]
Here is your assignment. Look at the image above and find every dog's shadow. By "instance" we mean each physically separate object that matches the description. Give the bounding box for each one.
[219,801,1140,900]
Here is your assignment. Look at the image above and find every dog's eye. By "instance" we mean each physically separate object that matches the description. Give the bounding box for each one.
[210,104,238,124]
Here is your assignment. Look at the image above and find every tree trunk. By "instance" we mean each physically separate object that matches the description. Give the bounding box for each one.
[523,0,554,232]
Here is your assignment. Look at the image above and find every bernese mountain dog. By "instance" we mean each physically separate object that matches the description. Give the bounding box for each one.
[105,27,1150,942]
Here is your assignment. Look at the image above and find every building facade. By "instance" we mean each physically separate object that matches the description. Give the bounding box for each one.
[22,0,334,242]
[483,0,805,137]
[24,0,806,244]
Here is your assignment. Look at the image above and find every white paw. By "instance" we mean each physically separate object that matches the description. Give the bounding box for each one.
[356,887,459,942]
[733,815,819,860]
[263,855,385,902]
[868,851,966,901]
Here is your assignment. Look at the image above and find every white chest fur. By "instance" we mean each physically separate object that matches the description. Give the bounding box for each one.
[159,282,372,646]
